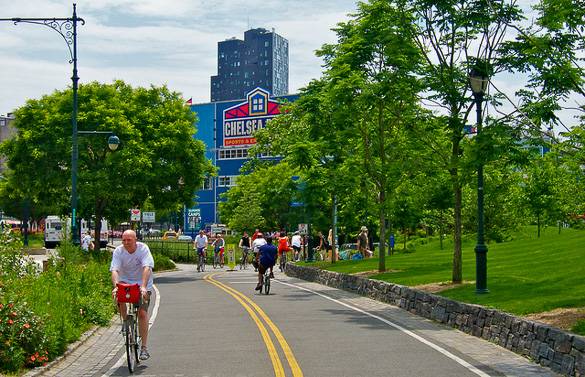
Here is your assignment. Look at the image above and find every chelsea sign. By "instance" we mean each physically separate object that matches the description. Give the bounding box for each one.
[223,88,282,147]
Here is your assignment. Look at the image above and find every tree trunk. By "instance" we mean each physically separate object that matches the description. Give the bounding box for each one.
[450,117,463,284]
[377,101,386,272]
[537,213,541,238]
[378,192,386,272]
[452,183,463,283]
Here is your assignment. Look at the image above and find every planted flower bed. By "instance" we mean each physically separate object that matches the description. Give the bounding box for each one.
[0,234,114,374]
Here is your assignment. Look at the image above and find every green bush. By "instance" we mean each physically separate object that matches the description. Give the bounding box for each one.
[153,253,176,271]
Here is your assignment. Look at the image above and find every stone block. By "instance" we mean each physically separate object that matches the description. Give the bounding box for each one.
[561,354,575,376]
[536,324,551,342]
[573,336,585,352]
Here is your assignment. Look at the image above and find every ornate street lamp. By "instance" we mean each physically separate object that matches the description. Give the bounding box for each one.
[1,4,85,244]
[469,67,490,294]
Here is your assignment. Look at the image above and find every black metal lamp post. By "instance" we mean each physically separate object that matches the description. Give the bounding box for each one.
[469,68,489,294]
[1,4,85,244]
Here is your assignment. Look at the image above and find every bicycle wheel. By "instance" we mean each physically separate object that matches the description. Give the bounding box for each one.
[264,274,270,295]
[125,315,138,372]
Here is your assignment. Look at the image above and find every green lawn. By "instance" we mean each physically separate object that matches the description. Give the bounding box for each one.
[315,226,585,316]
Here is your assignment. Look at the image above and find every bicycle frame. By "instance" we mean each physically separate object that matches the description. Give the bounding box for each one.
[198,250,206,272]
[240,248,249,269]
[118,299,141,372]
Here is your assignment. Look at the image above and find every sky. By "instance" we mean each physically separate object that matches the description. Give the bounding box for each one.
[0,1,579,135]
[0,0,358,115]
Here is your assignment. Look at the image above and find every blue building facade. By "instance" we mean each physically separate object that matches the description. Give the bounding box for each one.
[184,88,297,234]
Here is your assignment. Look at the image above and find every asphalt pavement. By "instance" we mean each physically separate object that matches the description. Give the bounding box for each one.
[27,264,559,377]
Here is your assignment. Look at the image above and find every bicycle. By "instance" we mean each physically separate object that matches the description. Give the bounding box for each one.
[240,247,249,270]
[197,249,206,272]
[213,250,219,269]
[115,283,142,373]
[262,267,271,294]
[279,250,287,272]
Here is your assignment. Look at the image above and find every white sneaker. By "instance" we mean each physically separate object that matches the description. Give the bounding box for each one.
[139,347,150,361]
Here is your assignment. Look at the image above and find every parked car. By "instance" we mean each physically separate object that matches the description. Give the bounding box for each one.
[147,229,161,236]
[162,231,178,240]
[178,235,193,241]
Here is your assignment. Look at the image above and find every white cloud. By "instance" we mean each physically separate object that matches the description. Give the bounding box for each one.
[1,0,356,114]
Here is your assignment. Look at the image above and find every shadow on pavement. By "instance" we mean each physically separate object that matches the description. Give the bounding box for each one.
[154,275,200,285]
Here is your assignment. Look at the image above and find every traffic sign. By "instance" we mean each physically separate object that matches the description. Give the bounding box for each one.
[227,249,236,271]
[142,211,155,223]
[130,209,141,222]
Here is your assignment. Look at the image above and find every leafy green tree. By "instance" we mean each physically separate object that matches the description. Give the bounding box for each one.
[406,0,523,282]
[219,162,300,232]
[0,81,212,249]
[313,0,424,271]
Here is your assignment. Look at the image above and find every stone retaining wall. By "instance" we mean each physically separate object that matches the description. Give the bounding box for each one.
[286,263,585,376]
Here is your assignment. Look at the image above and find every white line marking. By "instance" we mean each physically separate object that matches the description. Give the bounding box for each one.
[276,279,491,377]
[100,284,161,377]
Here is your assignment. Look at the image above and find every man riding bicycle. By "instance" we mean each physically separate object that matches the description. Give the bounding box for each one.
[255,236,277,291]
[251,232,267,272]
[194,230,208,272]
[239,231,251,268]
[211,233,225,267]
[110,230,154,361]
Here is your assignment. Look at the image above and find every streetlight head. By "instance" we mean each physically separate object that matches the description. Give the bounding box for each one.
[469,68,489,96]
[107,135,120,151]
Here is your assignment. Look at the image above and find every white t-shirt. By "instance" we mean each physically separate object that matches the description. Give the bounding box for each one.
[291,235,302,248]
[110,242,154,290]
[81,234,92,251]
[252,238,267,253]
[194,234,208,249]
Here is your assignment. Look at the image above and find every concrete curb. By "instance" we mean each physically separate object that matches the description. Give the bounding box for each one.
[285,262,584,377]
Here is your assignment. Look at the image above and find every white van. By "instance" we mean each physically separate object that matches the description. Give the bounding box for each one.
[44,216,64,248]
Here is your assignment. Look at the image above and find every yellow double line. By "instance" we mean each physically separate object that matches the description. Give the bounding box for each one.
[204,273,303,377]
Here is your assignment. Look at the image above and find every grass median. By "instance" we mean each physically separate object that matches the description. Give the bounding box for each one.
[308,226,585,333]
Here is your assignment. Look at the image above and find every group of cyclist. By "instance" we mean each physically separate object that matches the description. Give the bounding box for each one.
[107,228,299,365]
[193,230,226,271]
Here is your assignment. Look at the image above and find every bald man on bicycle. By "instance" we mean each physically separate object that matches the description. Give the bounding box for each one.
[111,230,154,361]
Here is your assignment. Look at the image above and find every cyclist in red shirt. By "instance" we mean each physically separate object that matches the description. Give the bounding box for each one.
[277,231,290,272]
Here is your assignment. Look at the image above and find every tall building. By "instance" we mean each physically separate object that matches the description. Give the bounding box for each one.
[0,113,16,176]
[211,28,289,102]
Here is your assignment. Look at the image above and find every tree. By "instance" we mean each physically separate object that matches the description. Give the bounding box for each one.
[313,0,424,271]
[406,0,523,283]
[219,162,301,232]
[0,81,212,250]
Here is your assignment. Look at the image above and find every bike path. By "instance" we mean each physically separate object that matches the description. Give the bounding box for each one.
[28,264,559,376]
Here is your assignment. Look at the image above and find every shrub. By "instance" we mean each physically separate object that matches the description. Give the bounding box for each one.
[153,253,176,271]
[0,233,114,374]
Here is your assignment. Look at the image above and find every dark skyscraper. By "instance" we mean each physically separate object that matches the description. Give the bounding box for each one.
[211,28,289,102]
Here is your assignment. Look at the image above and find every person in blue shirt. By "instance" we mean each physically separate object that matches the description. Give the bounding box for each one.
[255,236,278,291]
